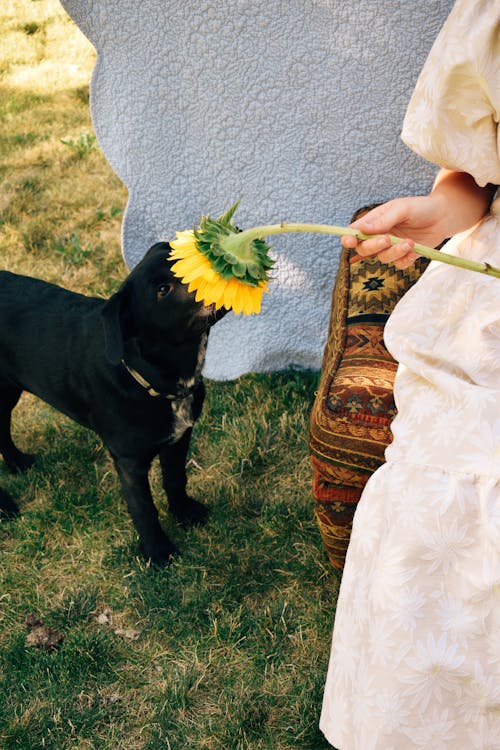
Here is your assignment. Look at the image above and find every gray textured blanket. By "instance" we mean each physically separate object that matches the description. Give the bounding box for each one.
[61,0,453,380]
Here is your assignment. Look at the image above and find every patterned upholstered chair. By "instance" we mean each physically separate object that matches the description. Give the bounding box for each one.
[309,208,429,570]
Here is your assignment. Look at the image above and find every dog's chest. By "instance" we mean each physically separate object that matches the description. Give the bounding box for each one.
[169,395,194,443]
[167,332,207,444]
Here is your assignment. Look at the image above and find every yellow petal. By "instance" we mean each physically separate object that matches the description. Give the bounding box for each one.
[238,285,252,315]
[194,287,206,304]
[203,277,228,306]
[169,246,197,261]
[241,285,254,316]
[170,231,199,258]
[232,291,244,315]
[206,281,228,309]
[170,255,200,274]
[172,229,196,245]
[191,268,220,289]
[231,280,244,309]
[250,287,263,315]
[175,255,211,279]
[221,279,236,311]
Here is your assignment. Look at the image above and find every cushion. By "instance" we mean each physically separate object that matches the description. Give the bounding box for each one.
[309,228,429,570]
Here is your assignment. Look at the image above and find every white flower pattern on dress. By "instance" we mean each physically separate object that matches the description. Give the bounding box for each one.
[392,584,427,632]
[402,633,466,711]
[373,690,412,733]
[419,518,473,575]
[435,591,485,646]
[404,706,456,750]
[460,663,500,724]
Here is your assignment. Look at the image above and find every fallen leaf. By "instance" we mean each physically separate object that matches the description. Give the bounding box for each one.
[25,625,64,651]
[113,627,140,640]
[96,610,111,625]
[24,613,43,629]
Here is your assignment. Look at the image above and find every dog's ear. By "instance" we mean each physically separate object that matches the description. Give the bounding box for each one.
[101,288,128,365]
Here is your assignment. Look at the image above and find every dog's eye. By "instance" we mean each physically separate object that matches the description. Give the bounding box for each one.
[157,283,173,300]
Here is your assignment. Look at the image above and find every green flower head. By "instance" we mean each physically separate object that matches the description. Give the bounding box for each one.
[194,202,275,286]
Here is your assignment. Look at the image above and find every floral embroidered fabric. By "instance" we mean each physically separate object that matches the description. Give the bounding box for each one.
[309,243,428,570]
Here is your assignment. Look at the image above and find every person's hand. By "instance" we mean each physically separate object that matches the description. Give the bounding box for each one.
[342,171,497,269]
[341,194,449,269]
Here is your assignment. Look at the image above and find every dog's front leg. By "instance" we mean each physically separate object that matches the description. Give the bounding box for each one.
[0,486,20,518]
[111,454,179,565]
[159,429,209,528]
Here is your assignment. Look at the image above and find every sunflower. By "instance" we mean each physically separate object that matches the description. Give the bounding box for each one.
[169,203,274,315]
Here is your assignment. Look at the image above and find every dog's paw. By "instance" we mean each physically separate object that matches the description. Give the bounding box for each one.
[0,488,20,518]
[170,496,209,529]
[140,538,180,566]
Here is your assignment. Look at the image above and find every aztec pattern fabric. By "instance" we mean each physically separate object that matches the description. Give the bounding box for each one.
[309,242,429,570]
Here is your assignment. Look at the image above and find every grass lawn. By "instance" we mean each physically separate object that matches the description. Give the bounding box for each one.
[0,3,339,748]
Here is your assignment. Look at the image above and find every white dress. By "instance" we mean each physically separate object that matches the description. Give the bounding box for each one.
[320,2,500,748]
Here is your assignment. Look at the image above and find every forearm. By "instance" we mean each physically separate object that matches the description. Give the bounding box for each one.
[431,169,497,238]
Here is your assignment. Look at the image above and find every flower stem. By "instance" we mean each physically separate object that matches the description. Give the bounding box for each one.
[221,222,500,279]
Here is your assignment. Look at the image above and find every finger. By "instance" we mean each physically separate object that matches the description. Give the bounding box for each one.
[349,253,363,264]
[393,251,420,269]
[341,235,359,249]
[376,240,415,264]
[355,235,392,257]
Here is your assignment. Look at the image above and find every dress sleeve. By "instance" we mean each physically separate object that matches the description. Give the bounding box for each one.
[401,0,500,187]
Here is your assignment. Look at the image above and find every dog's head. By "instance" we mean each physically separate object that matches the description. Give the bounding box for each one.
[101,242,227,365]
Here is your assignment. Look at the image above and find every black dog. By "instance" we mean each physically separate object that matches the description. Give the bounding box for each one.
[0,243,225,564]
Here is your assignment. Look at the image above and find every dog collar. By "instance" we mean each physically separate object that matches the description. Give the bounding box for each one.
[121,359,192,400]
